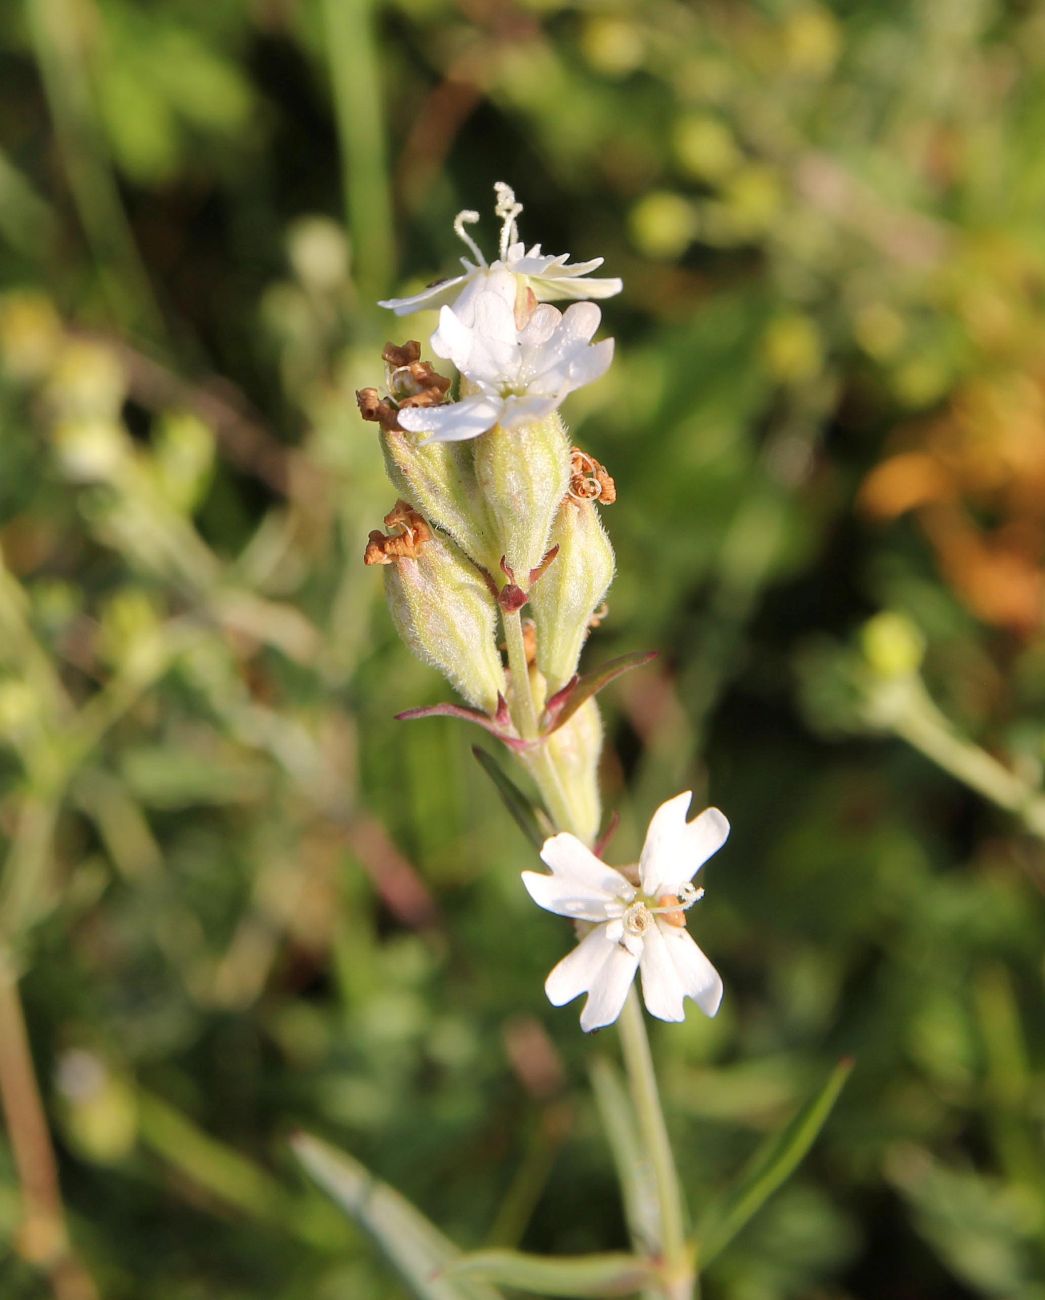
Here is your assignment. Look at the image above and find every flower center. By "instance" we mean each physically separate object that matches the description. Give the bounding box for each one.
[623,883,704,934]
[623,902,653,935]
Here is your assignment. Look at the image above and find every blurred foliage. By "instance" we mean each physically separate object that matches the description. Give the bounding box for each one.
[1,0,1045,1297]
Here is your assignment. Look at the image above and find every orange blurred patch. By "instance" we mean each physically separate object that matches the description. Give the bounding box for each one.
[859,373,1045,634]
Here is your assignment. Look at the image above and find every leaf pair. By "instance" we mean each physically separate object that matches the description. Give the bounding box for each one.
[396,650,657,754]
[292,1059,852,1298]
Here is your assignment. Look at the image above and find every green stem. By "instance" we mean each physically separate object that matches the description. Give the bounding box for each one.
[501,609,579,836]
[27,0,163,337]
[501,609,693,1298]
[618,990,693,1299]
[320,0,395,304]
[880,678,1045,839]
[0,956,99,1300]
[502,609,539,740]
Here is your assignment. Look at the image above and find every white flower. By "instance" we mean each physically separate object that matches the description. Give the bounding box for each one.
[522,793,728,1032]
[396,268,613,443]
[378,182,622,317]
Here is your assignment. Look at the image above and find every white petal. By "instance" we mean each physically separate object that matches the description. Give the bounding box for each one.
[534,273,624,301]
[557,300,603,343]
[559,337,614,394]
[498,393,559,429]
[509,252,572,277]
[661,924,723,1017]
[429,304,476,371]
[639,794,729,894]
[378,274,468,315]
[638,921,686,1022]
[581,943,640,1032]
[508,250,624,302]
[518,303,563,349]
[524,321,612,399]
[539,833,634,900]
[522,870,618,922]
[545,924,642,1031]
[397,394,503,442]
[468,290,521,382]
[544,925,616,1005]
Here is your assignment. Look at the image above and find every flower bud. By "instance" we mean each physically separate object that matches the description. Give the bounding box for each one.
[366,503,506,714]
[379,430,501,574]
[530,498,615,693]
[472,413,570,585]
[542,698,603,847]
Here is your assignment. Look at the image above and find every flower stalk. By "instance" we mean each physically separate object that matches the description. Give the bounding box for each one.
[618,989,695,1299]
[362,183,723,1300]
[0,958,99,1300]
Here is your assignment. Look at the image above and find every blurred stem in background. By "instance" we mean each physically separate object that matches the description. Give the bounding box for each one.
[859,627,1045,841]
[320,0,395,305]
[26,0,164,339]
[0,966,98,1300]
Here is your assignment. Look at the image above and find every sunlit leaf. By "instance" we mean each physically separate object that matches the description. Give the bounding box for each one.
[291,1133,503,1300]
[446,1247,657,1296]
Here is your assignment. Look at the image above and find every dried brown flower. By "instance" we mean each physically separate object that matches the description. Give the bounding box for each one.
[356,387,402,432]
[363,500,433,565]
[357,342,453,433]
[382,341,421,369]
[568,447,616,506]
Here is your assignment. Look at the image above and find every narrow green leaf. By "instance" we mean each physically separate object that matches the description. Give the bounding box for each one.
[589,1057,661,1256]
[544,651,658,737]
[291,1132,503,1300]
[696,1057,854,1268]
[472,746,544,849]
[446,1248,656,1296]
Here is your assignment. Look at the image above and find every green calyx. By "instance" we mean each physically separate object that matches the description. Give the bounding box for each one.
[472,414,571,587]
[530,497,616,693]
[380,429,501,575]
[382,529,506,715]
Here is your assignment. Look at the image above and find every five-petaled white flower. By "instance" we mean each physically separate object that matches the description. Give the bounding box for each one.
[379,181,622,318]
[396,268,613,443]
[522,793,728,1032]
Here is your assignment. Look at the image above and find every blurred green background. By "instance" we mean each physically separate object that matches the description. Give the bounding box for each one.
[2,0,1044,1296]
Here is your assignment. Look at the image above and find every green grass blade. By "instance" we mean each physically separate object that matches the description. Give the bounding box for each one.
[319,0,394,303]
[291,1132,503,1300]
[589,1057,661,1257]
[696,1057,854,1268]
[473,746,545,849]
[446,1248,656,1296]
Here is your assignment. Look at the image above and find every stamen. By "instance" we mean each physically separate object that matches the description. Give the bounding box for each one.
[453,209,487,266]
[493,181,523,260]
[678,883,704,908]
[646,885,704,916]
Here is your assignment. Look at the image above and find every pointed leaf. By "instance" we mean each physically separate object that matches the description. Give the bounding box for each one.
[589,1057,661,1256]
[397,700,531,752]
[472,747,544,849]
[696,1057,853,1268]
[543,652,658,737]
[445,1248,656,1296]
[291,1133,503,1300]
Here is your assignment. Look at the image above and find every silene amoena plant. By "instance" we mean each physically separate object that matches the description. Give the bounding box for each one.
[292,184,851,1300]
